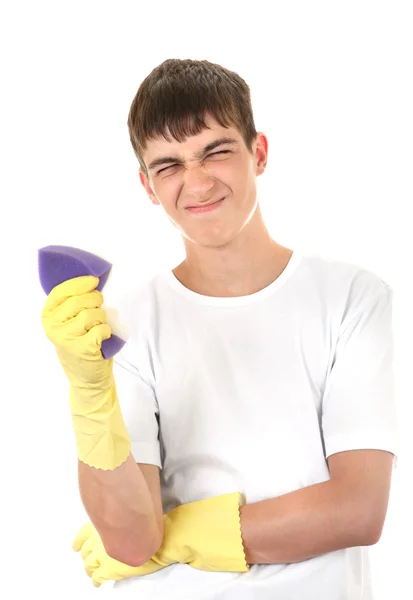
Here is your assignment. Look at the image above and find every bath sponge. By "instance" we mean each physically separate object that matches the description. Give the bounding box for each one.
[38,245,126,359]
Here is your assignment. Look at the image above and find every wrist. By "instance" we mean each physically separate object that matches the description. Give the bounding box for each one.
[72,400,131,469]
[70,384,131,470]
[68,369,115,412]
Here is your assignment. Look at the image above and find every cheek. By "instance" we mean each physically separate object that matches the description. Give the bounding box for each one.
[214,163,250,195]
[152,178,180,204]
[206,162,241,189]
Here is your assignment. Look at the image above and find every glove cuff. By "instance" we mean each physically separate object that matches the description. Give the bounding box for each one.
[166,491,250,573]
[70,382,131,470]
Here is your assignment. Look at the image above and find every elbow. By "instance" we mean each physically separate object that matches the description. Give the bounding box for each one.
[362,522,384,546]
[359,530,381,548]
[136,531,164,567]
[105,523,164,568]
[356,513,386,547]
[105,547,142,568]
[106,536,162,568]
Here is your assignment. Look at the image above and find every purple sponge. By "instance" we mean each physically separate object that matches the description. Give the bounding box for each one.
[38,245,125,359]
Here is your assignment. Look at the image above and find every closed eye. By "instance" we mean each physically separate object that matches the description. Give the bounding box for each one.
[156,150,232,175]
[208,150,231,157]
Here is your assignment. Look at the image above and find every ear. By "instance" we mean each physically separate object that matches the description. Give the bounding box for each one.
[254,132,268,176]
[139,170,160,206]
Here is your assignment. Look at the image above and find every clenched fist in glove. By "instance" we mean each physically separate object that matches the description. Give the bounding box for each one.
[41,275,130,470]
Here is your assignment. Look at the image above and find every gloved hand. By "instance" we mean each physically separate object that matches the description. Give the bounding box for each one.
[41,275,130,470]
[73,492,249,587]
[72,522,163,587]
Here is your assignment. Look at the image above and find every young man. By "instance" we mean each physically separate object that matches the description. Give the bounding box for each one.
[42,59,398,599]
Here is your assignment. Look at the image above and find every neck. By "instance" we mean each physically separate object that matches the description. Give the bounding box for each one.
[173,206,293,298]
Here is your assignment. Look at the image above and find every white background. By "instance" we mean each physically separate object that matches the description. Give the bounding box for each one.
[1,1,412,597]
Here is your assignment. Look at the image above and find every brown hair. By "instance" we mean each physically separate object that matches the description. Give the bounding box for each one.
[127,58,257,175]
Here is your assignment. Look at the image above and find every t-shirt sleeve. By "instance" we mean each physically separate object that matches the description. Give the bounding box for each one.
[321,284,399,467]
[113,339,162,469]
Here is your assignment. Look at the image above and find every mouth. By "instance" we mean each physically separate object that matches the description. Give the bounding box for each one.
[185,197,225,214]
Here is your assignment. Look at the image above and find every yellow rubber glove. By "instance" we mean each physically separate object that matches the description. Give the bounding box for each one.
[72,522,163,587]
[73,492,249,587]
[41,275,130,470]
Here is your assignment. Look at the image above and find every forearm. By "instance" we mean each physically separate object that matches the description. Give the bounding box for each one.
[78,452,163,566]
[239,479,377,565]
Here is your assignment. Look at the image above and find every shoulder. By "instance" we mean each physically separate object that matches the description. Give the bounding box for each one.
[296,250,392,321]
[299,251,391,292]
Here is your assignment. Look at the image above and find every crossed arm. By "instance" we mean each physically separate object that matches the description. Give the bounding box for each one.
[140,448,394,566]
[239,448,394,564]
[80,447,394,568]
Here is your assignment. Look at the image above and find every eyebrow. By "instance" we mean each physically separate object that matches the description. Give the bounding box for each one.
[147,137,239,172]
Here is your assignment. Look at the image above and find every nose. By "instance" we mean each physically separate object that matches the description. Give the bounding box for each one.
[182,164,215,199]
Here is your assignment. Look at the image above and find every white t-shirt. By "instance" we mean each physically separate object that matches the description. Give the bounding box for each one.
[110,249,399,599]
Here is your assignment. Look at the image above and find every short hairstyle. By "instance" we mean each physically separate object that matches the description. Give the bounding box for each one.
[127,58,257,175]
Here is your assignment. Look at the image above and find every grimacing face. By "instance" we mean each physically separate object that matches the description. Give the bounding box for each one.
[139,114,268,249]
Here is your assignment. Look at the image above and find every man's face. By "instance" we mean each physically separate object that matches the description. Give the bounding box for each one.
[139,114,268,248]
